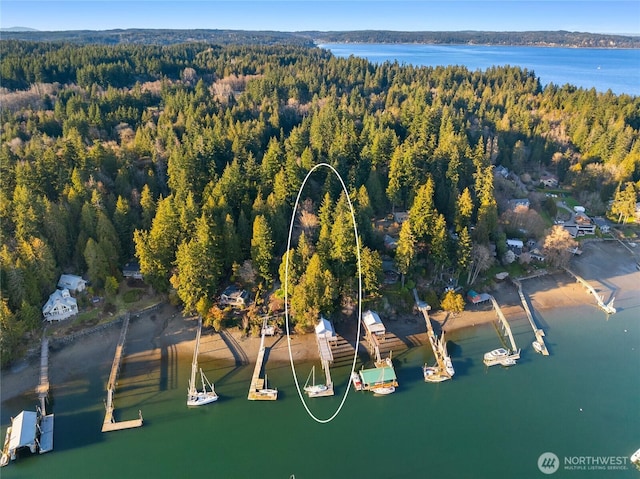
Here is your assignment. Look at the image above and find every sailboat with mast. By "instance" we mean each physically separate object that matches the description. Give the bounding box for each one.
[303,365,328,397]
[187,317,218,407]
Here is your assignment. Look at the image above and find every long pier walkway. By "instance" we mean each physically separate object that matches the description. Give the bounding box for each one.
[311,335,335,397]
[102,314,143,432]
[488,295,520,357]
[247,318,277,400]
[512,280,549,355]
[564,267,616,315]
[413,289,451,378]
[36,337,50,414]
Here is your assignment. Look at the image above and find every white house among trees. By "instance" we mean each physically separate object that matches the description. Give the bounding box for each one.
[57,274,87,293]
[42,289,78,322]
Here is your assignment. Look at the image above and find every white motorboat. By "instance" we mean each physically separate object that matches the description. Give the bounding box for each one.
[423,364,450,383]
[532,341,544,354]
[484,348,509,361]
[484,347,515,366]
[499,358,517,367]
[351,372,363,391]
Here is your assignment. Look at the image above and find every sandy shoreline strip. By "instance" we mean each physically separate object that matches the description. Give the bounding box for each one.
[2,240,638,405]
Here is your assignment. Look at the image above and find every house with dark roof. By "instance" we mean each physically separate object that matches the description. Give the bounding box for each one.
[220,286,249,308]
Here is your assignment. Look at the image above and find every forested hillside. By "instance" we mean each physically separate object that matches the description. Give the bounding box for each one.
[3,29,639,48]
[1,40,638,365]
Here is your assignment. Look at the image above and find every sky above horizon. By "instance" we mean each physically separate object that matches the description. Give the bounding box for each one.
[1,1,639,35]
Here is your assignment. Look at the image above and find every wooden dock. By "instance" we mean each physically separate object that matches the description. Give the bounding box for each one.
[486,295,521,366]
[413,289,453,380]
[308,334,334,397]
[102,314,143,432]
[564,267,616,315]
[247,318,277,400]
[512,280,549,355]
[36,337,50,414]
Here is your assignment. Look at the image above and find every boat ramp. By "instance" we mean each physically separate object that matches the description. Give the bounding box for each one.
[247,317,278,400]
[102,313,143,432]
[564,267,616,315]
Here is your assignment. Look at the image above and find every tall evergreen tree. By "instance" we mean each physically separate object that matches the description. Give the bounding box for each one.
[251,214,275,286]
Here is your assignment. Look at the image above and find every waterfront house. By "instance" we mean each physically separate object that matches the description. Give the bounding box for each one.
[506,239,524,256]
[122,262,143,280]
[57,274,86,293]
[539,173,558,188]
[563,213,596,237]
[220,286,249,308]
[593,217,611,234]
[42,289,78,322]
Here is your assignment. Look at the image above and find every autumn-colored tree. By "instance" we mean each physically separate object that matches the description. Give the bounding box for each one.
[441,290,465,313]
[542,225,578,269]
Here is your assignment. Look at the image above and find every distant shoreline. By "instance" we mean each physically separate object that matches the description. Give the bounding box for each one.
[2,28,638,49]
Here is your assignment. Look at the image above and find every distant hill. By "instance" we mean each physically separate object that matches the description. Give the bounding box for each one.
[1,28,638,48]
[0,26,39,32]
[0,28,315,47]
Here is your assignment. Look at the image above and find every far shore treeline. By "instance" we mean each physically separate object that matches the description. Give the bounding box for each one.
[0,39,638,366]
[2,29,640,48]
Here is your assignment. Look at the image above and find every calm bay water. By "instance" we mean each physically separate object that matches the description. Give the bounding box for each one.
[2,299,639,478]
[319,43,640,96]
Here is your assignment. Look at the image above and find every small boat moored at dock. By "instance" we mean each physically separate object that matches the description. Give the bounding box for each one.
[532,341,544,354]
[483,347,520,367]
[423,364,450,383]
[304,366,329,397]
[371,386,395,395]
[187,368,218,407]
[351,372,363,391]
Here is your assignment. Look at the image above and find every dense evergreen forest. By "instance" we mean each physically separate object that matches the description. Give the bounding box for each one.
[1,40,639,366]
[3,29,639,48]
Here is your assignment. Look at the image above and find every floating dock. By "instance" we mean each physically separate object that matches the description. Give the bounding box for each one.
[1,408,53,468]
[102,314,143,432]
[564,267,616,315]
[247,318,277,400]
[512,279,549,355]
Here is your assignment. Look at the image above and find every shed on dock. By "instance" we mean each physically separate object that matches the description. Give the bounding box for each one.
[315,316,337,343]
[359,366,397,390]
[467,290,491,304]
[362,310,385,337]
[6,411,38,459]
